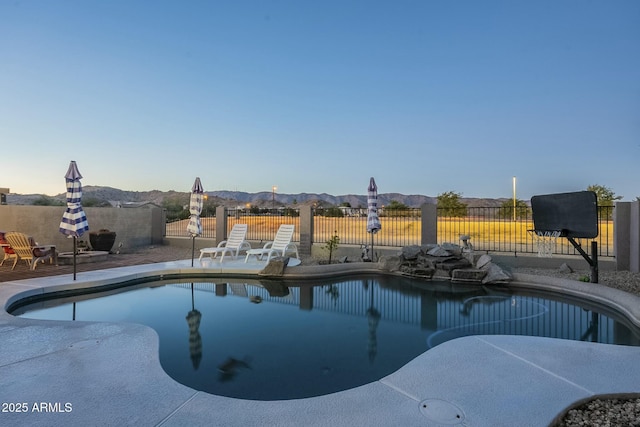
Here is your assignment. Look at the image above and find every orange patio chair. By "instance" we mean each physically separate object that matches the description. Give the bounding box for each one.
[0,231,18,267]
[4,232,57,270]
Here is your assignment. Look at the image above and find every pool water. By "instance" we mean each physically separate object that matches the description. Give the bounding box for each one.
[12,275,640,400]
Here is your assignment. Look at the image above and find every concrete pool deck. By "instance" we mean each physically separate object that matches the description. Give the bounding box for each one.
[1,257,640,426]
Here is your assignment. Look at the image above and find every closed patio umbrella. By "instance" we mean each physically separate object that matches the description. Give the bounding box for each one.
[187,177,204,266]
[59,160,89,280]
[186,283,203,369]
[366,280,381,363]
[367,177,381,261]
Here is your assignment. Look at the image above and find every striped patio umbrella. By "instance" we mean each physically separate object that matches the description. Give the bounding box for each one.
[186,283,203,369]
[367,177,381,261]
[366,280,381,363]
[187,177,204,266]
[59,160,89,280]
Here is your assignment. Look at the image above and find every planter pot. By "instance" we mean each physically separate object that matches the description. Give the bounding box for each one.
[89,229,117,252]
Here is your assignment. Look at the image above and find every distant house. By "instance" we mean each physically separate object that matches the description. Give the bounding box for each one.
[338,206,362,217]
[0,187,8,205]
[117,201,163,209]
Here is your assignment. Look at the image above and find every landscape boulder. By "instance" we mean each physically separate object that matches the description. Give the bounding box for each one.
[258,257,289,277]
[384,244,513,285]
[401,245,422,260]
[481,262,513,284]
[400,264,435,279]
[476,254,492,269]
[420,243,439,252]
[451,269,487,283]
[427,246,452,257]
[378,255,403,272]
[437,258,473,274]
[441,242,462,256]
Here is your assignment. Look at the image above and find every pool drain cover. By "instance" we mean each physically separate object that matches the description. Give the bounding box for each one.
[419,399,465,425]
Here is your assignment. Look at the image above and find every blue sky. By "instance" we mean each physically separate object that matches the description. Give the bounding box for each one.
[1,1,638,200]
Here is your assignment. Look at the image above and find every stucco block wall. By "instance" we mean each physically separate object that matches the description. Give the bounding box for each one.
[0,205,163,253]
[614,201,640,272]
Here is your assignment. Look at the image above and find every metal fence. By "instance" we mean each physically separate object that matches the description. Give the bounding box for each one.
[313,208,421,248]
[435,206,614,257]
[230,209,300,244]
[165,217,215,239]
[164,206,614,257]
[165,208,301,243]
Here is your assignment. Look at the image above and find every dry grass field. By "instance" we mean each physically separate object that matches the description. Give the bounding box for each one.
[166,215,614,256]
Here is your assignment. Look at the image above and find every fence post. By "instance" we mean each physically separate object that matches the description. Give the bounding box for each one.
[615,202,630,271]
[632,201,640,273]
[161,208,167,238]
[421,203,437,245]
[215,206,227,246]
[151,207,164,244]
[299,205,313,257]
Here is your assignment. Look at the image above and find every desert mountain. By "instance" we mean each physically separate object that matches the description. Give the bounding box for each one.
[5,186,510,208]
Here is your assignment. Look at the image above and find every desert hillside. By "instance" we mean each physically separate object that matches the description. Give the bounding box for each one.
[5,186,511,208]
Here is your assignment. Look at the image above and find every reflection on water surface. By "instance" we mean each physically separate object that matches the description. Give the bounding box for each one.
[14,276,640,400]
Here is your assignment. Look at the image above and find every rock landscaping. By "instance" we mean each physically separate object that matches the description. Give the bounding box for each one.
[378,243,512,285]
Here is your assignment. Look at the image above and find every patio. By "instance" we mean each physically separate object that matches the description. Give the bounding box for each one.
[1,247,639,426]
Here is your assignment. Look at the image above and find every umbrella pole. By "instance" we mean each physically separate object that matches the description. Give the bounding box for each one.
[73,236,77,280]
[191,236,195,267]
[371,233,374,262]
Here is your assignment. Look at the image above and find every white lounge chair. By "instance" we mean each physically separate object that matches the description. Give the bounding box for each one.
[199,224,251,263]
[244,224,299,263]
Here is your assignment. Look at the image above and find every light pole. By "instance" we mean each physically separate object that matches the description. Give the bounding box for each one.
[272,185,277,210]
[512,176,517,221]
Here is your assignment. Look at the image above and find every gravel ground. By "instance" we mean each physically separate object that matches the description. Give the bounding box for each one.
[512,267,640,298]
[553,396,640,427]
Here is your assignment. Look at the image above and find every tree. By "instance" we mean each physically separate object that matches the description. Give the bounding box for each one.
[383,200,413,217]
[497,199,530,220]
[324,230,340,264]
[586,184,622,207]
[31,196,64,206]
[323,206,344,217]
[162,195,190,222]
[282,207,299,217]
[386,200,409,210]
[82,197,112,207]
[200,199,218,217]
[437,191,468,217]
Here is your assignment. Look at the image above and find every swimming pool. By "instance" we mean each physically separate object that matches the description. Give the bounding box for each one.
[12,275,640,401]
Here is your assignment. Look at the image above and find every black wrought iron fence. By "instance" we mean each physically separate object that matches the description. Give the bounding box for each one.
[164,209,300,243]
[164,206,614,257]
[313,207,421,248]
[436,206,613,257]
[230,209,300,243]
[165,216,216,239]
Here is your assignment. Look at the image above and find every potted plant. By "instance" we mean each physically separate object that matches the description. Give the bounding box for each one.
[89,229,117,252]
